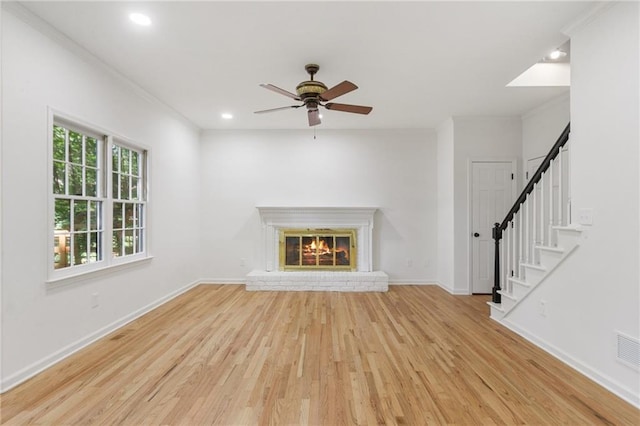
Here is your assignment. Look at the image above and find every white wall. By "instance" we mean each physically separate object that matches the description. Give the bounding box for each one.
[436,119,454,291]
[521,93,570,165]
[507,2,640,406]
[1,9,202,390]
[451,117,522,293]
[199,129,437,283]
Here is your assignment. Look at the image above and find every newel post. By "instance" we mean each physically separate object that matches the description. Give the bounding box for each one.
[492,223,502,304]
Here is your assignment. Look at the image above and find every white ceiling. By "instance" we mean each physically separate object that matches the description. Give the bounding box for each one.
[17,1,594,130]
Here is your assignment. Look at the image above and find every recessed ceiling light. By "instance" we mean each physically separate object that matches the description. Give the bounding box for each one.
[549,49,567,60]
[221,113,233,120]
[319,114,323,119]
[129,13,152,26]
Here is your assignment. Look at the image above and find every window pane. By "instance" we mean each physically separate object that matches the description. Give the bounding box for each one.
[112,172,119,199]
[89,232,101,263]
[54,233,71,269]
[112,231,122,257]
[53,161,66,194]
[89,201,100,231]
[55,199,71,230]
[121,148,130,174]
[124,203,134,228]
[137,204,144,227]
[124,230,134,255]
[69,131,83,165]
[73,233,88,265]
[69,165,83,196]
[86,137,98,167]
[136,229,144,253]
[131,177,138,200]
[112,145,119,172]
[131,151,139,175]
[86,167,98,197]
[113,202,123,229]
[74,200,88,232]
[120,175,130,200]
[53,126,66,162]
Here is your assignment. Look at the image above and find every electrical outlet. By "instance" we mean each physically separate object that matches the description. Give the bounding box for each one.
[406,258,413,267]
[240,258,246,267]
[91,293,99,309]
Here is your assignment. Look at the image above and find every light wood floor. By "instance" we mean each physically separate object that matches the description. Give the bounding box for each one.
[1,285,638,425]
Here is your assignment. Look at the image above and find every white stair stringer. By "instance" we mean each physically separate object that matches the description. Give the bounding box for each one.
[489,225,582,320]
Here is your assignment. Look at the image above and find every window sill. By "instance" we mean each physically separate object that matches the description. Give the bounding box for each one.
[46,256,154,289]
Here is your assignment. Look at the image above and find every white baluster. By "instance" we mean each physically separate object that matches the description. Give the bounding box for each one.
[548,160,554,246]
[512,216,517,279]
[505,221,511,293]
[558,148,564,226]
[532,182,537,264]
[519,206,524,275]
[524,195,530,264]
[540,171,546,247]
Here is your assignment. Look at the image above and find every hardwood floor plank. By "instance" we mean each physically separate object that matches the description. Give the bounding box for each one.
[1,284,638,425]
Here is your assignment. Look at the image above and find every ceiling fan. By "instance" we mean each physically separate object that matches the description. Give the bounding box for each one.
[255,64,373,127]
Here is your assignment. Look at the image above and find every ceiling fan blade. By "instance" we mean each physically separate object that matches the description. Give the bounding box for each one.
[254,105,302,114]
[324,103,373,115]
[320,80,358,101]
[260,83,300,100]
[308,109,321,126]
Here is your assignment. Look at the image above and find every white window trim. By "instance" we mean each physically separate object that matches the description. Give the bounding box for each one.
[47,108,152,285]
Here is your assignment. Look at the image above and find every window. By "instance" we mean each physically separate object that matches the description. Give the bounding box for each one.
[51,116,148,280]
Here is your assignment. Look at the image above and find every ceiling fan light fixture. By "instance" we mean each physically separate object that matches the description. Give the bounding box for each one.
[296,81,327,97]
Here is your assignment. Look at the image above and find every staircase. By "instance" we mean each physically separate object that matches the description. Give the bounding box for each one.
[488,124,582,320]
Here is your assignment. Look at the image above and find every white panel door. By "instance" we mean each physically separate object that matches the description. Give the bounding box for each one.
[471,162,514,294]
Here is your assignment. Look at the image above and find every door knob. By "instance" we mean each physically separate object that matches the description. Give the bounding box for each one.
[473,232,480,237]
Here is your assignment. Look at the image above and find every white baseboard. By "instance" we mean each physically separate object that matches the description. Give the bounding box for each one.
[198,278,246,285]
[0,279,200,393]
[389,280,437,286]
[434,281,470,295]
[200,278,441,286]
[499,318,640,409]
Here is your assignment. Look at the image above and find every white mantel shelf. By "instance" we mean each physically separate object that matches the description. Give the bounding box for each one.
[251,207,388,292]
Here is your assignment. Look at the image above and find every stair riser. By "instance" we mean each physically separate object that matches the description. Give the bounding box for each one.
[539,249,564,270]
[523,266,545,285]
[556,230,581,250]
[490,305,505,320]
[510,281,530,299]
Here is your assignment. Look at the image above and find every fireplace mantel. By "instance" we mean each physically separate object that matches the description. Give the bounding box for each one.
[257,207,377,272]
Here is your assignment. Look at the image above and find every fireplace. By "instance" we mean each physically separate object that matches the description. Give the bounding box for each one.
[280,228,356,271]
[247,207,388,292]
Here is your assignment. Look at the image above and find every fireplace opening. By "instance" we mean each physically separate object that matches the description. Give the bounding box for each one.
[279,228,357,271]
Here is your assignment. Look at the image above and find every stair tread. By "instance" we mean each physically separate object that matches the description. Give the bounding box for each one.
[553,225,582,232]
[536,245,565,253]
[497,290,517,301]
[508,277,530,287]
[521,262,547,271]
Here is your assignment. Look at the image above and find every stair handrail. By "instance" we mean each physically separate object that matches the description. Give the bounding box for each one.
[491,122,571,303]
